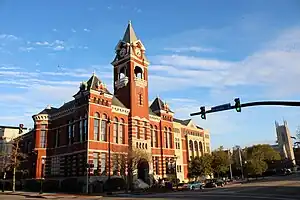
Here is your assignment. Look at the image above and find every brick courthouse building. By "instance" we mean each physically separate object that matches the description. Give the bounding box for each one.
[21,22,211,185]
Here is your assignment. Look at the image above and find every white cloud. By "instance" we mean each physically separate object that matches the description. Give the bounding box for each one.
[71,29,76,33]
[19,47,35,52]
[151,55,232,70]
[83,28,91,32]
[164,46,216,53]
[33,40,67,51]
[0,34,19,40]
[134,7,142,13]
[53,45,64,51]
[52,28,58,32]
[150,27,300,97]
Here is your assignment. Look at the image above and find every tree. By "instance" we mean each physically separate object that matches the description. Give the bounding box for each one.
[246,144,281,161]
[188,154,213,179]
[113,147,151,189]
[212,147,230,177]
[245,144,280,178]
[7,137,27,192]
[245,159,268,178]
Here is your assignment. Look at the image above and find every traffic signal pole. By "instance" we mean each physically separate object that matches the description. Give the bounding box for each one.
[190,100,300,118]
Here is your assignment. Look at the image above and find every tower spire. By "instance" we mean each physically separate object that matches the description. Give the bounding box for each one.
[122,20,138,43]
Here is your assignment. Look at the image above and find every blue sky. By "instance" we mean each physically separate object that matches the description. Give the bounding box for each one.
[1,0,300,149]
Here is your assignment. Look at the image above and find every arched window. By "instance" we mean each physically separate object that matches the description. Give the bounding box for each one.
[154,126,158,147]
[94,113,100,141]
[189,140,194,158]
[164,127,168,148]
[189,140,193,151]
[150,125,153,147]
[194,141,199,157]
[113,117,118,143]
[100,114,107,141]
[119,118,125,144]
[168,128,172,148]
[134,66,143,79]
[199,142,204,155]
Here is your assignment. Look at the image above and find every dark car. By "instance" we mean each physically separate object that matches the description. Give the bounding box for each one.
[205,181,217,188]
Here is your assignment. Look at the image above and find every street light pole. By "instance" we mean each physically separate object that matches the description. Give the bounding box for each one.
[40,159,45,194]
[174,155,178,189]
[107,118,111,181]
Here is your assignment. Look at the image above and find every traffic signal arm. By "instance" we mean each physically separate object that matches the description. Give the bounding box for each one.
[190,101,300,117]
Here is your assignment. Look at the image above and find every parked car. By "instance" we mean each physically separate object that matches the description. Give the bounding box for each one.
[214,179,225,187]
[204,181,217,188]
[187,181,204,190]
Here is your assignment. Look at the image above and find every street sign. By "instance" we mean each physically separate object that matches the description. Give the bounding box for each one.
[211,103,231,112]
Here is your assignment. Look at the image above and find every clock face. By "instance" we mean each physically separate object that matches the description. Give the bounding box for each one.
[119,48,127,57]
[135,48,141,57]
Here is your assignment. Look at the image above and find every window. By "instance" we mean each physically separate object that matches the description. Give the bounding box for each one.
[154,157,159,175]
[168,128,172,148]
[154,126,158,147]
[40,127,46,148]
[164,128,168,148]
[84,114,87,141]
[194,141,199,157]
[68,121,72,145]
[189,140,193,151]
[27,141,31,153]
[51,156,60,175]
[199,142,203,154]
[150,125,153,147]
[143,122,147,140]
[94,113,100,140]
[119,119,125,144]
[112,154,119,175]
[177,165,182,173]
[55,129,59,147]
[100,114,107,141]
[136,120,140,139]
[100,153,106,174]
[79,116,83,142]
[93,152,99,171]
[113,117,118,143]
[72,123,75,143]
[175,138,180,149]
[139,94,143,105]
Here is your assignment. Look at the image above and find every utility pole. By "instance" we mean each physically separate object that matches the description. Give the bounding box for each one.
[227,150,233,180]
[238,147,244,180]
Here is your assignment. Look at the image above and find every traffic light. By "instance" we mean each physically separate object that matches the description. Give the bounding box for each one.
[200,106,206,120]
[234,98,241,112]
[19,124,24,134]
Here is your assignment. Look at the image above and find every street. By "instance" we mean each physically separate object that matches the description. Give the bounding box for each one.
[1,174,300,200]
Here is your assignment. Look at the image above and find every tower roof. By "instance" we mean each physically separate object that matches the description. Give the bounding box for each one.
[122,20,138,43]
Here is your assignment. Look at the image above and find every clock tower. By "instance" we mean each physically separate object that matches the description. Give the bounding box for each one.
[111,21,150,118]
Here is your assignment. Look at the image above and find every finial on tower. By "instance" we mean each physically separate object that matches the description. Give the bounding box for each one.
[92,70,96,76]
[128,20,132,25]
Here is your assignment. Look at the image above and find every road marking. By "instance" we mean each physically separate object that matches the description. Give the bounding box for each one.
[196,194,298,200]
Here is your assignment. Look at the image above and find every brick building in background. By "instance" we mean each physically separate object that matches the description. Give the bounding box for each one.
[20,21,211,184]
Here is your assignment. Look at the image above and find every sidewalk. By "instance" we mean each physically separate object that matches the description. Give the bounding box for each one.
[0,191,103,199]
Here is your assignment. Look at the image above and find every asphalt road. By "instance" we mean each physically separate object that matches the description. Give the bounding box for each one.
[1,174,300,200]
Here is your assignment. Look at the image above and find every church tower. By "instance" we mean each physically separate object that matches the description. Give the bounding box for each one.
[111,21,150,118]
